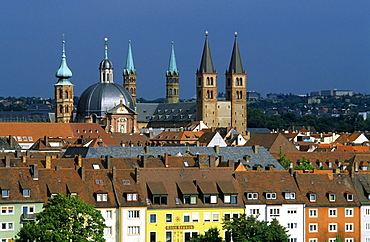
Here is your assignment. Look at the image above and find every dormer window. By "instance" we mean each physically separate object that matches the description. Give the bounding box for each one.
[284,191,296,200]
[204,194,218,204]
[246,192,258,200]
[265,192,276,200]
[328,192,336,202]
[309,193,316,202]
[127,193,138,202]
[96,193,108,202]
[346,192,354,202]
[1,189,9,198]
[224,194,237,204]
[23,189,30,197]
[183,195,197,205]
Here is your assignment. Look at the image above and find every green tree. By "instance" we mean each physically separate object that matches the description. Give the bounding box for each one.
[190,227,223,242]
[222,214,289,242]
[276,146,291,170]
[295,155,316,170]
[16,194,106,242]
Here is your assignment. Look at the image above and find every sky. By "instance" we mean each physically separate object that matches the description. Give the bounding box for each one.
[0,1,369,100]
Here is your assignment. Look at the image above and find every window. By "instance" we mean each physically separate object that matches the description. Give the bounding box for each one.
[150,232,156,242]
[23,189,30,197]
[224,194,237,204]
[345,208,353,217]
[309,223,318,232]
[270,208,280,217]
[250,209,260,216]
[285,192,296,200]
[165,214,172,223]
[287,208,297,214]
[309,193,316,202]
[247,192,258,200]
[127,226,140,235]
[104,226,112,236]
[328,193,336,202]
[366,208,370,216]
[212,213,220,222]
[328,223,337,232]
[204,212,211,222]
[1,239,13,242]
[96,193,107,202]
[184,232,198,242]
[367,238,370,242]
[329,239,336,242]
[22,206,34,214]
[345,239,354,242]
[266,192,276,199]
[183,195,197,205]
[1,207,14,215]
[0,222,14,231]
[309,209,317,218]
[1,190,9,198]
[166,231,172,242]
[153,195,167,205]
[192,213,199,223]
[345,223,354,232]
[127,193,138,202]
[203,194,217,204]
[346,193,354,201]
[287,223,297,229]
[309,239,318,242]
[224,213,231,222]
[288,239,297,242]
[128,210,140,219]
[150,213,157,223]
[329,208,337,217]
[106,210,112,219]
[184,213,190,223]
[366,222,370,231]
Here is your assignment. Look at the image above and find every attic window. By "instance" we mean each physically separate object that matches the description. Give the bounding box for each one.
[265,192,276,200]
[95,180,103,185]
[23,189,30,197]
[28,137,33,141]
[76,130,80,133]
[346,192,354,202]
[23,137,27,141]
[92,164,100,170]
[328,192,336,202]
[246,192,258,200]
[1,189,9,198]
[122,180,131,185]
[95,130,99,133]
[17,136,22,141]
[309,193,317,202]
[127,193,138,202]
[96,193,108,202]
[284,192,296,200]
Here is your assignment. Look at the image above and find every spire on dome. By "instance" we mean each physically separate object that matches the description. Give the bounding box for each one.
[227,32,245,74]
[104,37,109,60]
[166,41,179,76]
[55,36,73,79]
[123,40,136,74]
[99,37,113,70]
[198,31,216,74]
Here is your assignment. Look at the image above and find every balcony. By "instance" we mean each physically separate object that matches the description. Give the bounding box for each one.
[21,213,36,221]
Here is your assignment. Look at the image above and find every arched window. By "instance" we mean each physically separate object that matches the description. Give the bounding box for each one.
[239,77,243,85]
[210,91,213,99]
[59,89,63,99]
[174,89,177,95]
[236,91,240,99]
[59,105,63,113]
[240,91,243,99]
[235,78,239,86]
[206,90,210,99]
[65,90,69,98]
[198,77,202,86]
[210,77,214,85]
[169,89,173,95]
[65,106,69,113]
[206,77,210,85]
[130,88,133,94]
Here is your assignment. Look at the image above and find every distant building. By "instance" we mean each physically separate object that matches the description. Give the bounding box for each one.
[311,89,358,97]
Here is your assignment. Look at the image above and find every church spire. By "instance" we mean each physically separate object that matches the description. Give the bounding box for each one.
[124,40,136,75]
[227,32,245,74]
[99,38,114,83]
[55,38,73,80]
[198,31,216,74]
[167,41,178,76]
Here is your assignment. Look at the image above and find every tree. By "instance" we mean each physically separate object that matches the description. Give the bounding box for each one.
[190,227,223,242]
[222,214,289,242]
[276,146,291,170]
[16,194,106,242]
[295,156,315,170]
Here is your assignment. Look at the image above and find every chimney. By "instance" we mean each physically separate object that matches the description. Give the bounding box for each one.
[105,156,111,169]
[196,141,200,147]
[135,167,140,183]
[164,153,169,167]
[45,156,51,169]
[193,180,197,186]
[31,164,39,181]
[5,156,10,167]
[209,156,216,167]
[289,168,294,176]
[140,155,147,168]
[252,145,259,154]
[26,150,30,158]
[214,145,220,154]
[22,156,27,163]
[144,145,150,154]
[16,150,21,158]
[77,155,83,167]
[79,166,85,181]
[219,156,224,163]
[44,136,49,147]
[228,159,234,168]
[354,162,359,172]
[112,166,116,182]
[8,135,14,147]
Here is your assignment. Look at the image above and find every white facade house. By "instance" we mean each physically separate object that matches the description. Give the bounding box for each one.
[99,208,118,242]
[121,207,146,242]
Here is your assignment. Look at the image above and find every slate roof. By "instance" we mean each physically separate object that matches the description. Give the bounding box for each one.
[352,173,370,205]
[63,146,284,170]
[136,102,196,123]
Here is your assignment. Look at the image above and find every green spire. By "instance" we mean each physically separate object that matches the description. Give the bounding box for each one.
[228,32,245,74]
[123,40,136,74]
[166,41,179,76]
[198,31,216,74]
[55,39,73,80]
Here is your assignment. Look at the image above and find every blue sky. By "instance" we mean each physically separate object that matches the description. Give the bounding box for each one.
[0,1,369,99]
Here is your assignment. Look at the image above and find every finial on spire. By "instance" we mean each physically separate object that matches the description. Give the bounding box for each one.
[234,31,238,37]
[55,35,73,79]
[205,31,209,36]
[104,37,109,59]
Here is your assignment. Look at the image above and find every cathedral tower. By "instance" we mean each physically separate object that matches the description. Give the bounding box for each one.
[166,41,179,103]
[54,39,74,123]
[123,40,137,103]
[225,32,247,134]
[196,32,218,127]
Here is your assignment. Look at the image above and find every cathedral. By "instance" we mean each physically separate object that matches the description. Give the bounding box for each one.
[54,32,247,135]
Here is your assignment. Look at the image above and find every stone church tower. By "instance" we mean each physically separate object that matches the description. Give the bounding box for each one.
[166,42,179,103]
[123,40,137,103]
[54,39,74,123]
[226,33,247,134]
[196,32,218,127]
